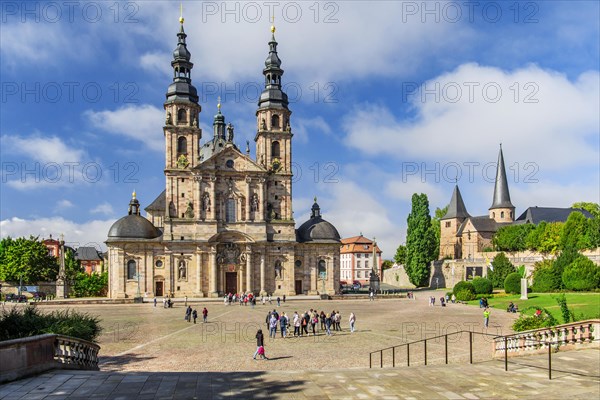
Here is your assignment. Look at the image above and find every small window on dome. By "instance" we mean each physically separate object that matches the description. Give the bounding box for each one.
[226,159,234,168]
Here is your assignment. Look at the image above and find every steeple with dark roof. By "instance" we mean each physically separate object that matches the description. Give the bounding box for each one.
[442,185,470,220]
[490,145,514,210]
[165,18,199,104]
[257,24,289,110]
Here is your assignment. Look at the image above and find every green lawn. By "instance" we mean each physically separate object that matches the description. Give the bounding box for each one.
[466,292,600,322]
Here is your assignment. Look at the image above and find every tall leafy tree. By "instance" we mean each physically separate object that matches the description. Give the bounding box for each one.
[394,244,407,265]
[405,193,437,287]
[488,252,515,288]
[381,260,394,270]
[572,202,600,218]
[430,205,448,260]
[0,236,58,283]
[64,248,83,281]
[560,211,588,250]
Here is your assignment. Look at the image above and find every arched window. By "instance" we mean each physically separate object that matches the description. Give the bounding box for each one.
[226,198,236,223]
[501,211,505,218]
[271,141,280,158]
[492,212,495,218]
[177,136,187,154]
[177,109,187,125]
[318,260,326,279]
[271,114,280,129]
[127,260,136,280]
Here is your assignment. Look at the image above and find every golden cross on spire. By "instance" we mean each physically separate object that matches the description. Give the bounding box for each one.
[270,14,276,33]
[179,3,184,24]
[217,96,221,111]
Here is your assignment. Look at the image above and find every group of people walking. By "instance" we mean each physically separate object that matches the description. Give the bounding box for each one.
[184,306,208,323]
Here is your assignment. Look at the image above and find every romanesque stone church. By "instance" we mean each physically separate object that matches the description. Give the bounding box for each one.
[106,19,341,298]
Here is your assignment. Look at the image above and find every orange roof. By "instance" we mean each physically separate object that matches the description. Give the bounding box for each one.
[340,235,382,254]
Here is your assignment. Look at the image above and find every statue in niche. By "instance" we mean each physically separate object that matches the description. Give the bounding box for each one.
[178,260,187,279]
[251,194,259,212]
[226,123,234,142]
[202,192,211,212]
[166,111,172,125]
[192,115,198,128]
[275,260,282,279]
[168,201,176,218]
[259,154,265,167]
[285,121,291,132]
[184,202,194,218]
[261,118,267,130]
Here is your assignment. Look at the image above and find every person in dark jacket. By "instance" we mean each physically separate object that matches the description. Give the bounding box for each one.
[253,329,267,359]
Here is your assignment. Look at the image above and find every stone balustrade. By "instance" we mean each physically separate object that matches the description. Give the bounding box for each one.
[0,334,100,383]
[493,319,599,357]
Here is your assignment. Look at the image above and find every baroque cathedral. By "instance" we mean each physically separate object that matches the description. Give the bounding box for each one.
[106,18,341,298]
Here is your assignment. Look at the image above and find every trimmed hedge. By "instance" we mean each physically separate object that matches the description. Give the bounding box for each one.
[531,260,560,293]
[471,277,493,294]
[562,257,600,291]
[504,272,522,294]
[453,281,476,301]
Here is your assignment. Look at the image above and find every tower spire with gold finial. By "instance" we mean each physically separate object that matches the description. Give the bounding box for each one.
[270,15,276,37]
[179,2,184,24]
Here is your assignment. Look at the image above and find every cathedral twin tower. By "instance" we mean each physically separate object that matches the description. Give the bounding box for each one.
[106,19,341,299]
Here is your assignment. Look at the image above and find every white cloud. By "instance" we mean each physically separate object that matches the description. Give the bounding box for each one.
[85,104,164,151]
[1,134,85,164]
[91,202,115,216]
[293,117,332,144]
[0,217,113,252]
[343,65,600,171]
[385,178,446,208]
[140,52,171,77]
[55,200,74,211]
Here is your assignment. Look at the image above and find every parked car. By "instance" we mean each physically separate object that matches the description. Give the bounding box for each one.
[5,293,28,302]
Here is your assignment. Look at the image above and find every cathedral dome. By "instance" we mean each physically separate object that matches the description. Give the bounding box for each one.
[108,215,162,240]
[296,200,341,243]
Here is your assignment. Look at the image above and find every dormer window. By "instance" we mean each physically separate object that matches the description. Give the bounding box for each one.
[177,109,187,125]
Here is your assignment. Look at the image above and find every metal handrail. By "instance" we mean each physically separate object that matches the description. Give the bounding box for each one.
[368,330,557,379]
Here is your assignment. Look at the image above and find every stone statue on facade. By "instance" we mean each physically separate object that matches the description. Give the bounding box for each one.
[202,193,211,212]
[166,111,172,125]
[275,261,282,279]
[226,123,234,142]
[251,194,259,212]
[178,261,186,279]
[184,202,194,218]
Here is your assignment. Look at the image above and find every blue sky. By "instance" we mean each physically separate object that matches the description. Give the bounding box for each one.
[1,1,599,259]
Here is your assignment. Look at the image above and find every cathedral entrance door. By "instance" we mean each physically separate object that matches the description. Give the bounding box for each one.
[155,281,164,297]
[295,280,302,295]
[225,272,237,294]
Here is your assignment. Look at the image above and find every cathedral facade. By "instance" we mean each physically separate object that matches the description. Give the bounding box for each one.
[106,20,341,298]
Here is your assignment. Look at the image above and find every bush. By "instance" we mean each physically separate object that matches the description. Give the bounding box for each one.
[453,281,476,301]
[512,307,558,332]
[504,272,522,294]
[0,306,102,342]
[531,260,561,292]
[488,253,515,288]
[471,277,493,294]
[562,257,600,291]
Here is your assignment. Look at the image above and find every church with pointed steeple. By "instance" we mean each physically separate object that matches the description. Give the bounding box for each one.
[439,145,592,260]
[106,18,341,299]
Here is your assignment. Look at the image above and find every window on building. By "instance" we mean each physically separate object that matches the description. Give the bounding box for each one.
[226,198,236,223]
[501,211,505,218]
[177,136,187,154]
[356,253,361,258]
[127,260,136,280]
[318,259,326,279]
[365,261,369,270]
[177,109,187,125]
[357,271,361,278]
[271,141,280,158]
[271,114,280,129]
[445,221,451,228]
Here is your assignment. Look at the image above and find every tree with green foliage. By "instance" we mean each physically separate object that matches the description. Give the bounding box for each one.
[488,252,515,288]
[492,224,535,251]
[504,272,522,294]
[64,248,83,281]
[552,246,581,290]
[586,217,600,249]
[394,244,406,265]
[531,259,560,292]
[561,212,589,251]
[471,277,493,294]
[0,236,58,283]
[572,202,600,218]
[381,260,394,270]
[72,272,108,297]
[537,222,564,254]
[562,257,600,291]
[405,193,437,287]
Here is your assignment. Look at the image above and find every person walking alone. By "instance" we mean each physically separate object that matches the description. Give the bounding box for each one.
[202,307,208,323]
[192,309,198,324]
[253,329,267,360]
[483,307,490,328]
[349,312,356,333]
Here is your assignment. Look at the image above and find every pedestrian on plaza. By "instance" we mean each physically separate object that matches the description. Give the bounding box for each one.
[253,329,267,360]
[349,312,356,333]
[184,296,188,307]
[185,306,192,322]
[325,313,332,336]
[265,311,272,330]
[277,296,281,307]
[484,307,490,328]
[153,297,157,307]
[269,314,278,338]
[163,297,167,308]
[369,290,374,301]
[280,312,288,338]
[283,294,286,303]
[268,294,272,305]
[302,311,310,335]
[192,309,198,324]
[451,294,456,304]
[202,307,208,323]
[335,310,342,331]
[310,312,317,335]
[320,311,326,330]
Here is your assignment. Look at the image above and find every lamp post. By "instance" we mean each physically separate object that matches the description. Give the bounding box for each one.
[133,263,143,302]
[56,234,67,298]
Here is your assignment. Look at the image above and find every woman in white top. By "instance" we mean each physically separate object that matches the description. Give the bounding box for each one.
[349,312,356,333]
